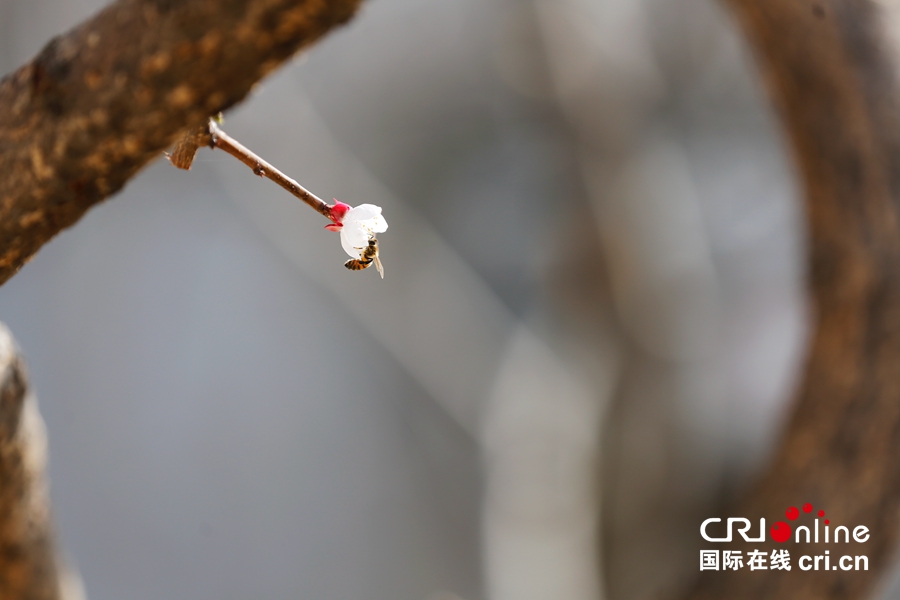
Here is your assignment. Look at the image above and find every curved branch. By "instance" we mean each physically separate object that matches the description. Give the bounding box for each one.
[686,1,900,598]
[0,0,363,286]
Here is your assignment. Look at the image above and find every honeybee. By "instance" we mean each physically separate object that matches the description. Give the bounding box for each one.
[344,236,384,278]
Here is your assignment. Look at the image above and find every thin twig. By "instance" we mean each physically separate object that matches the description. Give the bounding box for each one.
[170,120,392,278]
[208,120,334,219]
[169,119,336,220]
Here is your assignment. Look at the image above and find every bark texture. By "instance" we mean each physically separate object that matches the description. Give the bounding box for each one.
[685,1,900,598]
[0,325,58,600]
[0,0,363,286]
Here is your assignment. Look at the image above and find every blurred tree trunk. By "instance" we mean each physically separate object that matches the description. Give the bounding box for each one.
[686,0,900,598]
[0,324,60,600]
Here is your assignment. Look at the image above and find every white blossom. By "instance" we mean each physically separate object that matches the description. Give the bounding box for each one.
[338,204,388,258]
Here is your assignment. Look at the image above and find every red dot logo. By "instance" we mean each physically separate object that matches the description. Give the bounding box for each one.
[802,503,813,513]
[770,521,792,543]
[786,506,799,520]
[817,509,825,517]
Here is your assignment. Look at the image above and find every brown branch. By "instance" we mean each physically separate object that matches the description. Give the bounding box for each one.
[0,0,364,287]
[0,324,60,600]
[169,119,333,219]
[683,1,900,598]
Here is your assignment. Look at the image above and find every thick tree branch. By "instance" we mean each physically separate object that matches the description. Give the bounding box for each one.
[0,0,363,286]
[684,1,900,598]
[0,325,59,600]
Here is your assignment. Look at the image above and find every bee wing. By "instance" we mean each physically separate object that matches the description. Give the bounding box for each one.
[373,255,384,279]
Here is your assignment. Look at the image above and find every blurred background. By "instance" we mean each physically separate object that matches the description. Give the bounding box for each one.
[0,0,836,598]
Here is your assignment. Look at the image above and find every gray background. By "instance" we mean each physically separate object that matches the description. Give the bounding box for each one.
[0,0,871,599]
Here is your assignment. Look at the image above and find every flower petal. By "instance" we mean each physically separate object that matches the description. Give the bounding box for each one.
[332,203,387,259]
[347,204,381,221]
[341,230,363,258]
[343,221,369,246]
[367,213,388,233]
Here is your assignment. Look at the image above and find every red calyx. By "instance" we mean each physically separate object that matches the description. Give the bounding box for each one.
[325,200,351,231]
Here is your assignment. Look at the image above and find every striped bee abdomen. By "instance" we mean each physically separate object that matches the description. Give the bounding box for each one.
[344,258,373,271]
[344,237,379,273]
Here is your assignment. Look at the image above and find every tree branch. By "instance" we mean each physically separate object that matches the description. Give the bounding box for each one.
[0,324,60,600]
[0,0,363,287]
[684,1,900,598]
